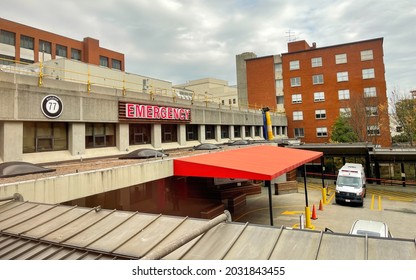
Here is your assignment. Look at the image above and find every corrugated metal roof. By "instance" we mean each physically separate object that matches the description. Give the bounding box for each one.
[1,199,415,260]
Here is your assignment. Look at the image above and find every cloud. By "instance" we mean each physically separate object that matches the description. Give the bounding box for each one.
[2,0,415,92]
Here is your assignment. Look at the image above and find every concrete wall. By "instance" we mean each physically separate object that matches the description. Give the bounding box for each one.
[0,159,173,204]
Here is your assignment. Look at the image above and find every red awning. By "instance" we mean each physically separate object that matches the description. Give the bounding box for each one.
[174,145,323,180]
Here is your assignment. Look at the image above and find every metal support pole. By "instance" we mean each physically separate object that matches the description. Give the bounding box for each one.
[265,180,274,226]
[303,165,308,207]
[401,162,406,187]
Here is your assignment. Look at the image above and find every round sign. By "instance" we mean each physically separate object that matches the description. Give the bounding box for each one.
[41,95,63,118]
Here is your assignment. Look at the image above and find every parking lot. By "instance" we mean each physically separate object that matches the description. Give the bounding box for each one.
[233,181,416,240]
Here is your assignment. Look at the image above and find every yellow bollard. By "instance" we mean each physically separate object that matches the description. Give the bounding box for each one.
[322,187,327,204]
[305,206,312,229]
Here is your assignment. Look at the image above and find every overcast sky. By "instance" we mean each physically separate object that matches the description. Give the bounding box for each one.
[2,0,415,95]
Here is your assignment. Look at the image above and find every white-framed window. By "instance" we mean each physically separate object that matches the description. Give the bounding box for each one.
[366,106,378,117]
[316,127,328,137]
[314,92,325,102]
[361,50,373,61]
[312,74,324,85]
[340,108,351,118]
[292,94,302,104]
[364,87,377,98]
[294,128,304,138]
[289,60,300,70]
[335,53,347,64]
[315,109,326,119]
[293,111,303,120]
[338,89,350,100]
[275,79,283,88]
[311,57,322,67]
[362,68,375,79]
[367,125,380,136]
[290,77,301,87]
[274,63,282,71]
[337,71,349,82]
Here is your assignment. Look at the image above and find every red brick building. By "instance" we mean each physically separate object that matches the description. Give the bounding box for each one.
[246,38,391,147]
[0,18,124,70]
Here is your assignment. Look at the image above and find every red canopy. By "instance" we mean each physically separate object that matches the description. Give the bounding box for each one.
[174,145,323,180]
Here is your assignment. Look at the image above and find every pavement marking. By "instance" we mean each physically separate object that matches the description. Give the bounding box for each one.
[282,210,305,215]
[370,195,382,210]
[387,196,414,202]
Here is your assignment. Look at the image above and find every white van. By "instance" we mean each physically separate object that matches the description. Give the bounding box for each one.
[335,163,366,206]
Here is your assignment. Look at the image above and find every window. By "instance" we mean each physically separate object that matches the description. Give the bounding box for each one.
[314,92,325,102]
[186,124,199,141]
[20,35,34,50]
[0,54,14,65]
[162,124,178,143]
[129,124,151,145]
[274,63,282,71]
[290,77,301,87]
[254,126,261,137]
[100,56,109,67]
[338,89,350,100]
[364,87,377,98]
[276,96,284,105]
[293,111,303,121]
[311,57,322,67]
[289,60,300,70]
[39,40,51,54]
[294,128,304,138]
[312,74,324,85]
[86,123,115,148]
[335,53,347,64]
[340,108,351,117]
[23,122,68,153]
[316,127,328,137]
[71,48,81,60]
[234,125,241,138]
[275,79,283,88]
[362,68,375,79]
[56,44,67,57]
[292,94,302,104]
[337,71,349,82]
[361,50,373,61]
[112,59,121,70]
[205,125,216,140]
[315,109,326,119]
[245,126,251,138]
[0,30,15,45]
[221,125,229,138]
[366,106,378,117]
[367,125,380,136]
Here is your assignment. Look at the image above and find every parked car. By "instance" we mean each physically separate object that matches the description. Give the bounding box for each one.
[349,219,393,238]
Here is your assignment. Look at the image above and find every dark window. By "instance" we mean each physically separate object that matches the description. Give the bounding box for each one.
[205,125,216,140]
[71,48,82,60]
[85,123,116,148]
[0,54,15,65]
[39,40,51,54]
[0,30,15,45]
[129,124,151,145]
[245,126,251,137]
[20,35,34,50]
[221,125,229,139]
[186,124,199,141]
[100,56,109,67]
[162,124,177,143]
[294,128,304,138]
[23,122,68,153]
[254,126,260,137]
[56,44,67,57]
[234,125,241,138]
[112,59,121,70]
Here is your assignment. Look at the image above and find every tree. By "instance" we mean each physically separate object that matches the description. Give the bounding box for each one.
[330,115,358,143]
[390,89,416,146]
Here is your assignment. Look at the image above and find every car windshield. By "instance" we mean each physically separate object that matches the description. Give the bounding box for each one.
[355,230,381,237]
[337,176,361,188]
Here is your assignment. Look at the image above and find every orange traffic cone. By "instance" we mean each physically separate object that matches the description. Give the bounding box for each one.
[319,199,324,211]
[311,204,318,220]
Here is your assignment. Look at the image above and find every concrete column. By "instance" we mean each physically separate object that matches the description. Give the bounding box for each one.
[230,126,235,140]
[178,124,186,146]
[241,125,246,139]
[152,124,162,149]
[198,125,206,143]
[69,123,85,156]
[117,123,129,152]
[0,121,23,162]
[215,125,221,142]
